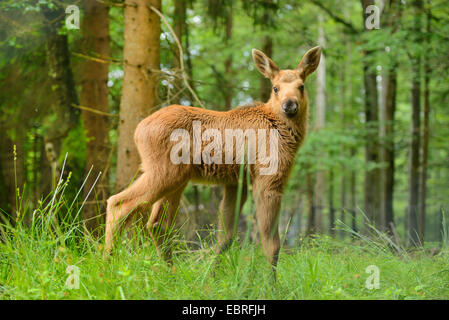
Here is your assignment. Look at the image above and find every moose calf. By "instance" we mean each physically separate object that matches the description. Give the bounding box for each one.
[105,46,321,276]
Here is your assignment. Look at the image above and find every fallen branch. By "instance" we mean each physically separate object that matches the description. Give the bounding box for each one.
[72,52,121,65]
[71,104,118,117]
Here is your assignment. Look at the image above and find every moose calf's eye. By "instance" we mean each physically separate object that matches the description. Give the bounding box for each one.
[299,84,305,91]
[273,86,279,94]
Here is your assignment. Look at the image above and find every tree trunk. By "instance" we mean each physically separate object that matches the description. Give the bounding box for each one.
[306,168,315,235]
[175,2,201,243]
[408,0,423,246]
[381,0,401,236]
[419,3,431,243]
[340,51,346,239]
[80,0,111,232]
[361,0,381,231]
[329,169,335,236]
[116,0,161,192]
[313,14,326,233]
[172,0,185,104]
[383,66,397,236]
[224,4,233,110]
[350,147,357,235]
[260,36,273,102]
[184,7,195,106]
[42,4,80,186]
[346,36,357,236]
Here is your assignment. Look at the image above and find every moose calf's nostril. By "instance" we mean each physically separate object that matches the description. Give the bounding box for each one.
[282,100,298,117]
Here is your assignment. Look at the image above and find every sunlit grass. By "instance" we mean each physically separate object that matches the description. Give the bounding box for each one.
[1,209,448,299]
[0,156,448,300]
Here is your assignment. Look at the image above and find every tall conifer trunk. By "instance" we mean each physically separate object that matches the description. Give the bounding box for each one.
[80,0,111,232]
[116,0,161,192]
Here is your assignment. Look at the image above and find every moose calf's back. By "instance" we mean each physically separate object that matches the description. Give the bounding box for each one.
[134,102,307,185]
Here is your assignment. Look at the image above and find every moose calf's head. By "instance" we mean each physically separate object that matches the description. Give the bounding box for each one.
[252,46,321,118]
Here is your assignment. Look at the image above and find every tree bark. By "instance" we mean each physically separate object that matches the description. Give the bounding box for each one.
[80,0,111,232]
[172,0,185,104]
[260,35,273,102]
[306,168,315,235]
[42,4,80,187]
[361,0,381,231]
[383,66,397,235]
[224,4,233,110]
[408,0,423,246]
[313,14,326,233]
[345,30,357,236]
[381,0,402,236]
[174,0,201,243]
[329,169,335,236]
[350,147,357,235]
[116,0,161,192]
[418,3,431,243]
[340,49,346,239]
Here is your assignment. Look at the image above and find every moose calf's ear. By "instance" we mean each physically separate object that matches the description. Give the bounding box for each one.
[296,46,322,80]
[252,48,280,80]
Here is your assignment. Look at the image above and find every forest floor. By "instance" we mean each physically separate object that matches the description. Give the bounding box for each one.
[1,217,448,300]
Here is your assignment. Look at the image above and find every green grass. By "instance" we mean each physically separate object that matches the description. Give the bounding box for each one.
[1,215,448,299]
[0,162,448,300]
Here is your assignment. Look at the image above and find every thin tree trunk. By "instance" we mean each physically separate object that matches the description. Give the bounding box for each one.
[185,8,194,98]
[183,11,201,241]
[42,4,80,186]
[408,0,423,246]
[382,0,401,236]
[291,197,302,242]
[260,36,273,102]
[419,3,431,242]
[346,37,357,236]
[172,0,185,104]
[224,4,233,110]
[361,0,381,231]
[340,52,346,239]
[384,66,397,235]
[380,67,387,233]
[81,0,110,232]
[313,14,326,233]
[116,0,161,192]
[306,168,315,235]
[329,169,335,236]
[362,68,381,231]
[350,147,357,235]
[32,127,39,203]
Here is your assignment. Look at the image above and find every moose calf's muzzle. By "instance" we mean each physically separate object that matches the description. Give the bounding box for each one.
[282,99,298,117]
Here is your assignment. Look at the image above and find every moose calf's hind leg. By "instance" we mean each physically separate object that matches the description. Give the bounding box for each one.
[105,174,152,254]
[147,187,184,262]
[105,170,182,255]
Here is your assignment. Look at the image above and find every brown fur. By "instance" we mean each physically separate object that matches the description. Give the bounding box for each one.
[105,47,321,274]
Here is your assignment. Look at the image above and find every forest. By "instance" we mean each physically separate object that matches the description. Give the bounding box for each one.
[0,0,448,300]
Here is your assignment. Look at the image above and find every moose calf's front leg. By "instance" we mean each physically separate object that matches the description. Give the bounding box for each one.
[256,188,281,279]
